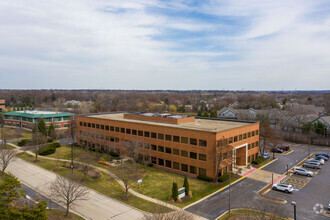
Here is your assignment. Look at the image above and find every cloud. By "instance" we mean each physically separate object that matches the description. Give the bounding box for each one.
[0,0,330,90]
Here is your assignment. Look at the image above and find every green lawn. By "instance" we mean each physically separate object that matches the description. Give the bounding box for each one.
[17,152,172,213]
[217,208,287,220]
[130,166,238,208]
[46,209,84,220]
[0,127,32,140]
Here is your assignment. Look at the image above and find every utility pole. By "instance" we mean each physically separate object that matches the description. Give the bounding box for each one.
[229,168,231,214]
[286,164,289,175]
[70,143,74,175]
[291,201,297,220]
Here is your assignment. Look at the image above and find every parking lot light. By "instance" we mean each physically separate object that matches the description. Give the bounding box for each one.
[291,201,297,220]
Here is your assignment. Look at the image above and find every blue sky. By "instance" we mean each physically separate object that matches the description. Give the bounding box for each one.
[1,0,330,90]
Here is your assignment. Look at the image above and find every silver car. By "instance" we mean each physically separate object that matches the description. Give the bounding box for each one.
[293,167,313,177]
[272,183,293,193]
[308,158,324,165]
[303,161,321,169]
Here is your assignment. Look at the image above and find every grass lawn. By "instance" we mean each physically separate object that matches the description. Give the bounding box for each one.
[217,208,287,220]
[17,152,172,213]
[131,166,239,208]
[46,209,84,220]
[0,127,32,140]
[44,145,112,169]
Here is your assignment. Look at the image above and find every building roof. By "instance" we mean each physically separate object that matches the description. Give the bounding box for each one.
[4,110,75,118]
[80,112,257,133]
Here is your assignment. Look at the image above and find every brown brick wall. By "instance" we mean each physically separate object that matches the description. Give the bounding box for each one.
[77,115,260,180]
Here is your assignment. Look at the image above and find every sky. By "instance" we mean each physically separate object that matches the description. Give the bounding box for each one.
[1,0,330,90]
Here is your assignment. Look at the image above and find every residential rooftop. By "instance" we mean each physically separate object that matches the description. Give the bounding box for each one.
[4,110,75,118]
[80,112,257,133]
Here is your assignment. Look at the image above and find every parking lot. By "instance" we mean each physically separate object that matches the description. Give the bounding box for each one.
[266,145,329,220]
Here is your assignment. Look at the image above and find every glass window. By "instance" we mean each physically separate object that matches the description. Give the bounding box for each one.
[158,158,164,166]
[239,135,242,141]
[96,124,99,129]
[121,128,125,133]
[190,138,197,145]
[248,132,251,138]
[199,168,206,176]
[199,140,207,147]
[190,152,197,159]
[115,127,119,132]
[165,135,172,141]
[229,137,233,144]
[84,122,87,127]
[181,150,188,157]
[158,146,164,152]
[190,166,197,174]
[158,133,164,140]
[105,125,109,130]
[252,131,255,136]
[151,145,157,151]
[79,122,82,126]
[173,136,180,142]
[165,160,172,168]
[234,136,238,142]
[199,154,206,161]
[144,131,150,137]
[132,129,137,135]
[110,126,114,131]
[92,123,95,128]
[243,133,247,139]
[181,164,188,172]
[151,132,157,138]
[256,141,259,147]
[173,162,180,170]
[101,125,104,130]
[165,147,172,154]
[181,137,188,144]
[173,149,179,155]
[151,157,157,164]
[256,130,259,135]
[126,129,131,134]
[88,123,91,127]
[138,130,143,136]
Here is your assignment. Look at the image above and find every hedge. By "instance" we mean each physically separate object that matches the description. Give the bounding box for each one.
[17,139,29,147]
[197,175,213,182]
[109,152,120,158]
[39,145,56,155]
[49,142,60,148]
[252,157,266,165]
[218,172,235,182]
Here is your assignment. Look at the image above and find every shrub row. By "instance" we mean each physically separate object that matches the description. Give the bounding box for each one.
[252,157,266,165]
[38,141,60,155]
[217,172,235,182]
[17,139,29,147]
[197,175,213,182]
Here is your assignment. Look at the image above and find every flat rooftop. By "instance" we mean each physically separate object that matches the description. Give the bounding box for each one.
[4,110,75,118]
[83,112,257,133]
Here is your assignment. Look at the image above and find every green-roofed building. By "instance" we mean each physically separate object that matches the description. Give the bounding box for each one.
[3,110,75,130]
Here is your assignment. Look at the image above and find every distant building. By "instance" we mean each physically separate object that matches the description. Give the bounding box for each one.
[77,112,260,179]
[0,100,5,112]
[312,116,330,134]
[184,105,193,112]
[3,110,75,130]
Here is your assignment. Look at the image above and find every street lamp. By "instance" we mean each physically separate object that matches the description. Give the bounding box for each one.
[291,201,297,220]
[70,142,74,175]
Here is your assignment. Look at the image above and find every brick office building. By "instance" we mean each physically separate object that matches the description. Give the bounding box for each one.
[77,112,260,179]
[0,100,5,112]
[3,110,75,130]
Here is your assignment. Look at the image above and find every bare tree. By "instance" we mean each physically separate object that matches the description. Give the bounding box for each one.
[49,174,89,216]
[31,131,47,161]
[112,162,143,199]
[252,199,288,220]
[80,162,91,180]
[268,130,282,159]
[143,209,194,220]
[0,147,17,174]
[215,137,234,182]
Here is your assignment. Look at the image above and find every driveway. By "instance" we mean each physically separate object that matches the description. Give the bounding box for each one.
[186,144,329,220]
[7,158,144,220]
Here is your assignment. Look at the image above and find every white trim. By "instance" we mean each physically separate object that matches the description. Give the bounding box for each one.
[233,143,248,166]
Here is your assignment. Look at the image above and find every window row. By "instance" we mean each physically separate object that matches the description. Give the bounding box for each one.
[218,129,259,146]
[247,153,259,162]
[248,141,259,150]
[79,121,207,147]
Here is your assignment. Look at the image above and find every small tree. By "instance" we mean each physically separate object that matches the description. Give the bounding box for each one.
[197,110,203,116]
[37,118,47,136]
[183,176,189,196]
[48,123,56,139]
[210,110,218,118]
[81,163,91,180]
[169,105,177,113]
[0,147,17,174]
[203,112,209,117]
[32,126,47,161]
[49,174,89,216]
[112,162,143,199]
[172,182,178,201]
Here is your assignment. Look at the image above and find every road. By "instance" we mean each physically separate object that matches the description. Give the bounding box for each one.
[7,158,144,220]
[186,143,330,220]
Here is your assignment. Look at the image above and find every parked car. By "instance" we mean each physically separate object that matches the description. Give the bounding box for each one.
[303,161,321,169]
[311,157,325,164]
[293,167,313,177]
[328,202,330,211]
[262,153,270,159]
[315,153,329,159]
[271,148,284,153]
[315,155,329,161]
[307,158,324,165]
[279,146,290,151]
[272,183,293,193]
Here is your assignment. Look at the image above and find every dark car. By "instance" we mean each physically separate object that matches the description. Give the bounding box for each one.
[279,146,290,151]
[271,148,284,153]
[315,153,329,159]
[315,155,328,161]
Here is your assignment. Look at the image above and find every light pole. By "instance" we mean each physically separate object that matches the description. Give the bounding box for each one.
[271,172,274,185]
[229,168,231,214]
[70,142,74,175]
[286,164,289,175]
[291,201,297,220]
